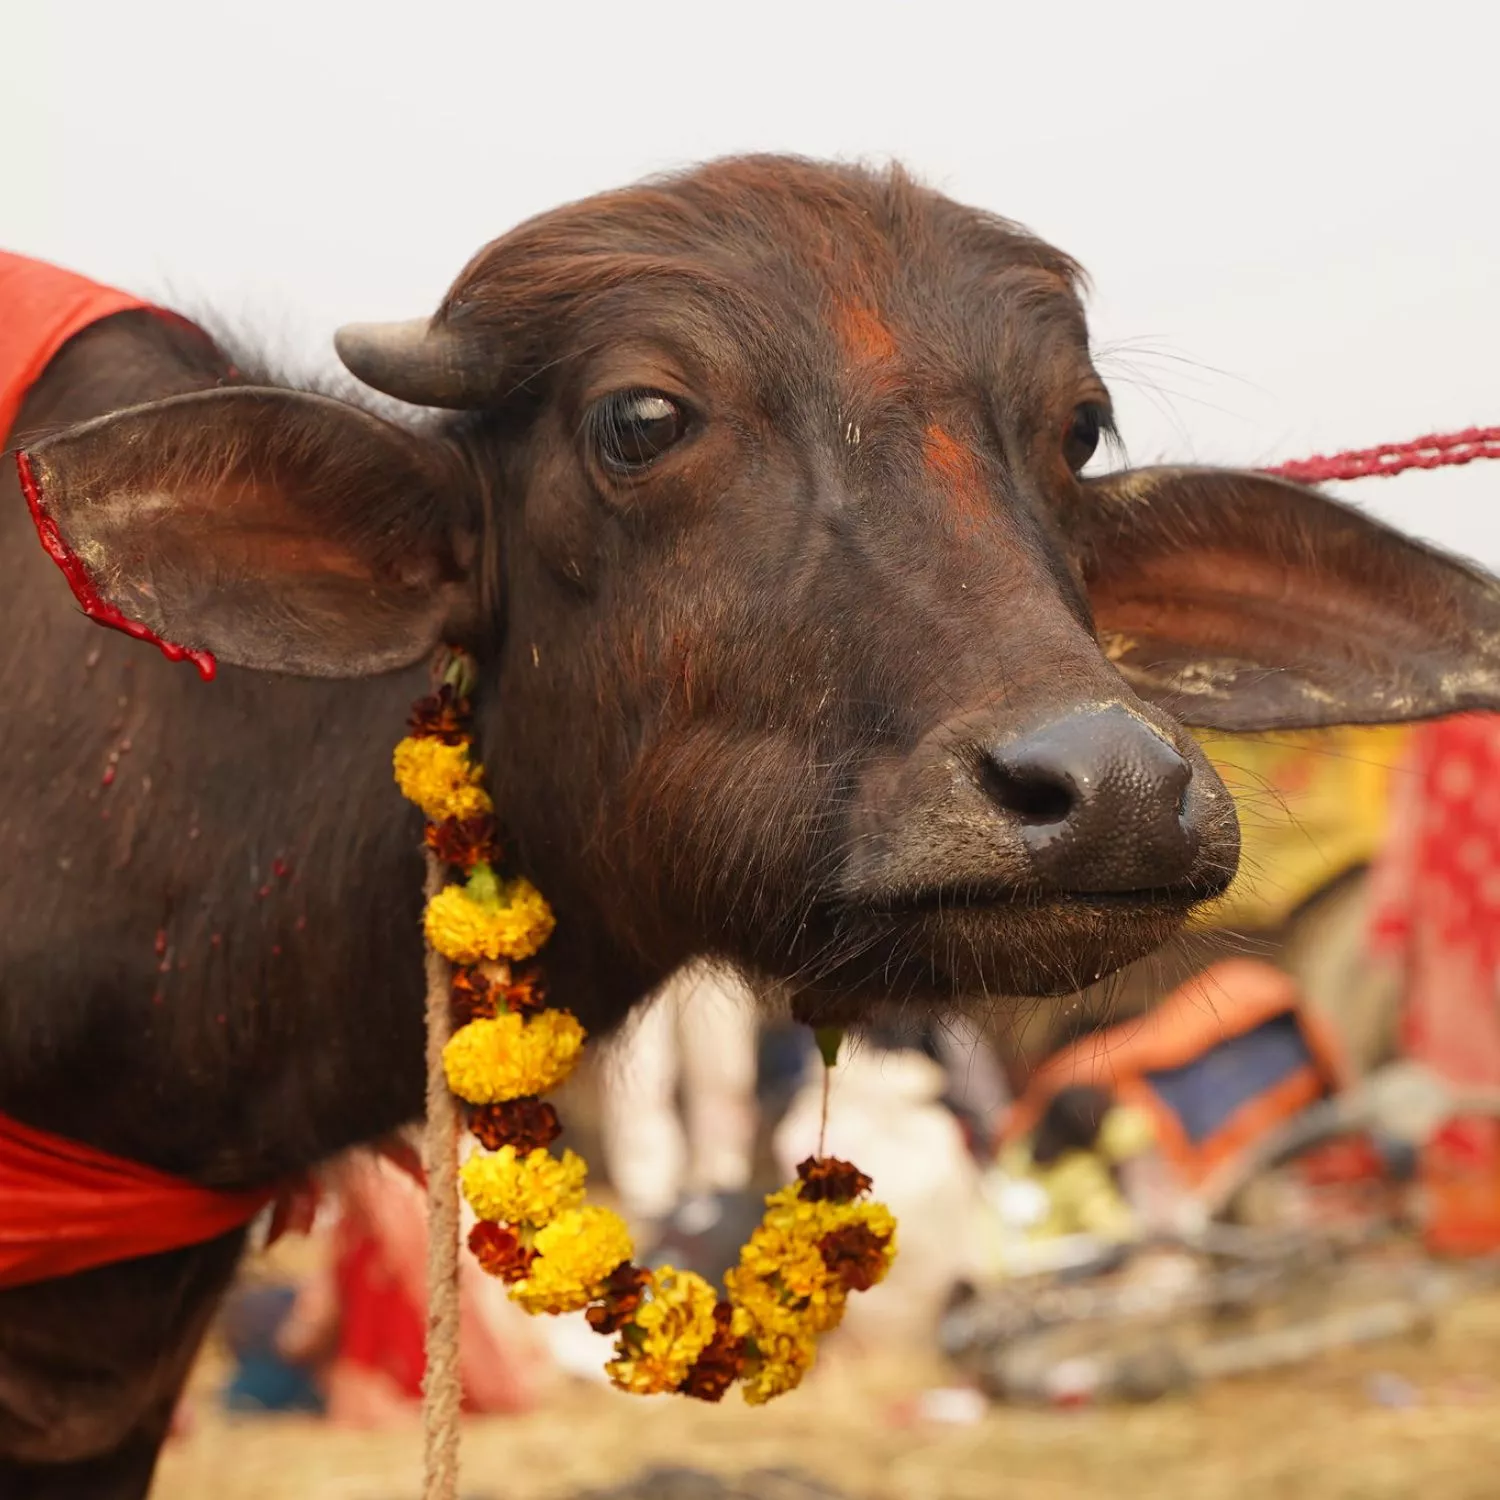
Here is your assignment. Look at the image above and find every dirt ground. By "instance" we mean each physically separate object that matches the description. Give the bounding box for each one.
[153,1286,1500,1500]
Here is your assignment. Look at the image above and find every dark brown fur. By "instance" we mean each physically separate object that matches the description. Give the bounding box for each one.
[6,155,1500,1496]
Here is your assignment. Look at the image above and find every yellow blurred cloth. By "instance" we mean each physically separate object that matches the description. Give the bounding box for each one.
[1190,725,1410,931]
[1096,1102,1156,1164]
[999,1106,1156,1242]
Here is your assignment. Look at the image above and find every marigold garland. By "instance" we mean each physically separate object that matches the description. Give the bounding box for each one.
[394,656,897,1403]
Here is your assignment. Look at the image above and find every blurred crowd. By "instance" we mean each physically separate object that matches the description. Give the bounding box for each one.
[204,715,1500,1425]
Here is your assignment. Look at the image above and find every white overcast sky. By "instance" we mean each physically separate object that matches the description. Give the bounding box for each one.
[6,2,1497,562]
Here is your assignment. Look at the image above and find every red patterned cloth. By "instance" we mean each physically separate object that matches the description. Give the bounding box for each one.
[1368,714,1500,1084]
[1368,714,1500,1251]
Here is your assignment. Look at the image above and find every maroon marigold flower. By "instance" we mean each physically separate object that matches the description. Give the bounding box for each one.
[796,1156,873,1204]
[408,684,472,744]
[425,814,500,871]
[585,1262,652,1335]
[678,1302,746,1403]
[817,1223,891,1292]
[499,968,549,1016]
[468,1222,536,1283]
[450,968,498,1025]
[469,1097,562,1154]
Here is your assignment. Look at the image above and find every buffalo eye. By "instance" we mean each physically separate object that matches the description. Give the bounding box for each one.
[590,389,690,473]
[1064,402,1106,472]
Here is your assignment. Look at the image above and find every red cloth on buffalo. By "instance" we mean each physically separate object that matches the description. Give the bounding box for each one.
[0,250,148,445]
[0,255,281,1288]
[0,1110,276,1289]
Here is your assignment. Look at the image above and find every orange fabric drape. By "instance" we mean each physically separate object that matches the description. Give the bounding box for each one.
[1002,959,1348,1187]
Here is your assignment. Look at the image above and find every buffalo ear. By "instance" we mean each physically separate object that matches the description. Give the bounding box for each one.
[1077,465,1500,732]
[18,387,474,678]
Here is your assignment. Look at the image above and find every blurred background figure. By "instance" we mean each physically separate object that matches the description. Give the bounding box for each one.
[220,1281,327,1418]
[597,964,762,1250]
[219,1153,556,1427]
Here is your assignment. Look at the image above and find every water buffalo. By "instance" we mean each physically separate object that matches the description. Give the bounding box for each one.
[5,154,1500,1497]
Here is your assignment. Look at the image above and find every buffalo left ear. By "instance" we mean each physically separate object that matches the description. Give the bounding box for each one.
[18,387,475,678]
[1078,466,1500,732]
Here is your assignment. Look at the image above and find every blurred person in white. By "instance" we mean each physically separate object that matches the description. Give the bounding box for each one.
[598,962,761,1242]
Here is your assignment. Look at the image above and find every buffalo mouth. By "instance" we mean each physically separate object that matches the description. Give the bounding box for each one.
[852,877,1221,917]
[781,879,1223,1015]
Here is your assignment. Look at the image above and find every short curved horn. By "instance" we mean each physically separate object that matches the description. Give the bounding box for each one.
[334,318,502,410]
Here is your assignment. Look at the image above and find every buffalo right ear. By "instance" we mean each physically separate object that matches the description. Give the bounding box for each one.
[1076,464,1500,732]
[18,387,476,678]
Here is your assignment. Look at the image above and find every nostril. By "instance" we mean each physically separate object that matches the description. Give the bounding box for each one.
[980,759,1075,826]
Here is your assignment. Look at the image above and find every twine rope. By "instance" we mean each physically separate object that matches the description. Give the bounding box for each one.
[421,850,463,1500]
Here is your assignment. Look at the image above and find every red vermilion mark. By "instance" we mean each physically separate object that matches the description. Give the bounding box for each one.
[834,301,897,365]
[15,450,217,682]
[922,424,988,536]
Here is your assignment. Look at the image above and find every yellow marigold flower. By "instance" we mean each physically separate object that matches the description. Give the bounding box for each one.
[393,736,492,822]
[424,874,556,965]
[758,1183,844,1237]
[606,1267,720,1396]
[733,1226,844,1333]
[510,1206,634,1315]
[443,1010,586,1105]
[738,1329,818,1406]
[853,1200,898,1244]
[722,1182,897,1346]
[727,1264,846,1342]
[758,1185,898,1259]
[460,1145,587,1228]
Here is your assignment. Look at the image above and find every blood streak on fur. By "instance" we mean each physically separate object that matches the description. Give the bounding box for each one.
[15,452,218,681]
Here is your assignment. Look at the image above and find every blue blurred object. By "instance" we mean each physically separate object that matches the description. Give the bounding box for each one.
[220,1282,325,1415]
[224,1354,325,1415]
[1373,1132,1420,1182]
[1144,1012,1313,1146]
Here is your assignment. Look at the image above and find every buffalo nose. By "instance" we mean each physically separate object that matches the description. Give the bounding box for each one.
[981,706,1201,893]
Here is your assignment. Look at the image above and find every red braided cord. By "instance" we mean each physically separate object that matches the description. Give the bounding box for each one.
[1263,425,1500,484]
